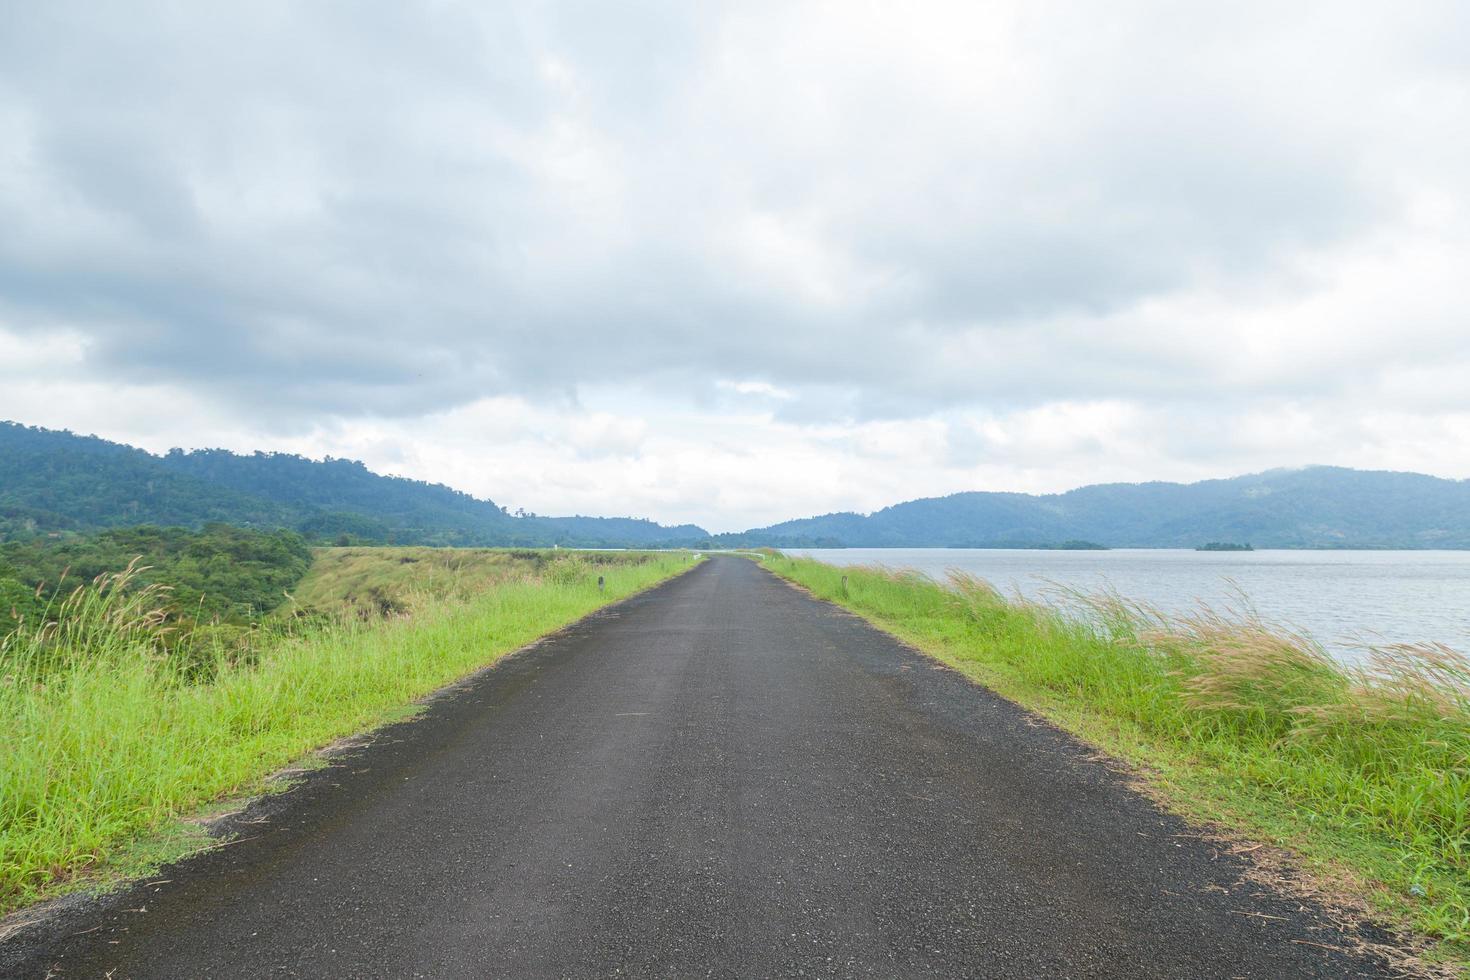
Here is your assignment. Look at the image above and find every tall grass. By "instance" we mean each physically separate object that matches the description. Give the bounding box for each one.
[287,546,568,615]
[0,551,691,913]
[766,556,1470,952]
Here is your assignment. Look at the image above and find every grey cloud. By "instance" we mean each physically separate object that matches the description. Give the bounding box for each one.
[1,1,1467,429]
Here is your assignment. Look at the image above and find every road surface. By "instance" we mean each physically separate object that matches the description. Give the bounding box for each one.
[4,556,1392,977]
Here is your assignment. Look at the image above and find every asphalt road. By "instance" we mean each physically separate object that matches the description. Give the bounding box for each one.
[6,556,1393,978]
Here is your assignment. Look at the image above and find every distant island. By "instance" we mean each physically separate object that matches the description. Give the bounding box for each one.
[1196,542,1254,552]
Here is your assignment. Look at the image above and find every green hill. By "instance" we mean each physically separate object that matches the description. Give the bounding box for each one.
[8,421,1469,549]
[0,425,296,535]
[0,422,707,548]
[736,467,1470,549]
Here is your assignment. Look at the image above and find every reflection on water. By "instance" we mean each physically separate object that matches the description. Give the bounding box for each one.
[786,548,1470,660]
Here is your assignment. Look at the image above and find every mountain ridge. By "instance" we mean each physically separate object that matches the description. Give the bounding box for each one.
[739,466,1470,548]
[0,422,708,548]
[5,421,1469,549]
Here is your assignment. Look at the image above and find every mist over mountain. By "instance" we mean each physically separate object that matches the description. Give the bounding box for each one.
[4,422,1469,549]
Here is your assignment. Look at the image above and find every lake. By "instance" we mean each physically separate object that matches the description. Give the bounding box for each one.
[785,548,1470,660]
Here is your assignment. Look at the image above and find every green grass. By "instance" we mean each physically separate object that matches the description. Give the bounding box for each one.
[0,549,694,914]
[764,555,1470,964]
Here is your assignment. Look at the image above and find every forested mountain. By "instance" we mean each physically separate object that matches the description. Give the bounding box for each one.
[7,422,1469,549]
[738,467,1470,549]
[0,423,706,547]
[1,425,297,534]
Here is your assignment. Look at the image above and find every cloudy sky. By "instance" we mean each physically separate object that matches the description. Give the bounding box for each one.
[2,2,1468,531]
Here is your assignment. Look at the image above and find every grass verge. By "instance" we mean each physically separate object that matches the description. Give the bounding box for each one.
[763,555,1469,968]
[0,549,694,915]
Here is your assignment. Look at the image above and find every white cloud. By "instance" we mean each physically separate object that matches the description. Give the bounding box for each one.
[715,380,794,400]
[1,1,1468,530]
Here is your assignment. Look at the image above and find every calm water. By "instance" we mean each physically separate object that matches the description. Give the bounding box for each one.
[787,548,1470,660]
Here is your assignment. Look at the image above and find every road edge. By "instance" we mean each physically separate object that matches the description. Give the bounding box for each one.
[0,556,707,962]
[752,557,1458,979]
